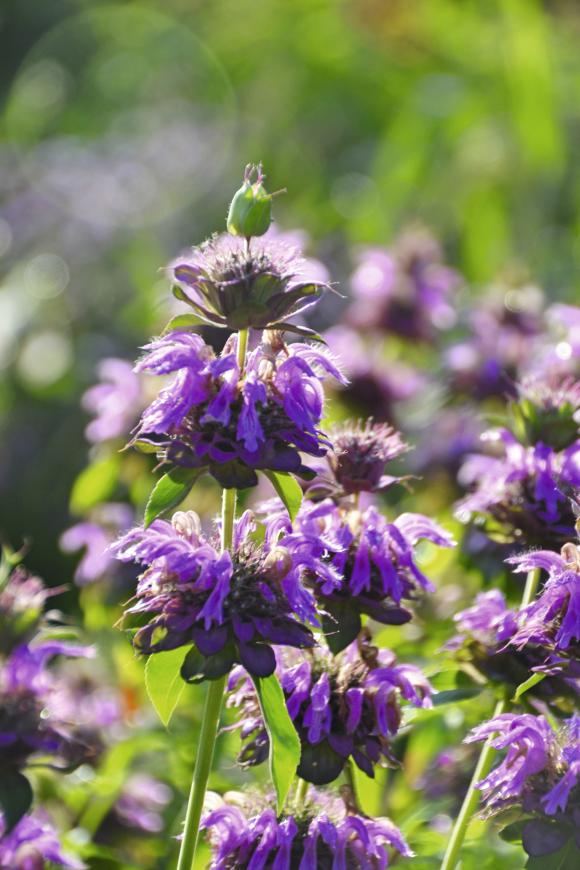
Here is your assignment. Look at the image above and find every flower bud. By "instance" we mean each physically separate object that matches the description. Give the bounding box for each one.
[226,164,273,238]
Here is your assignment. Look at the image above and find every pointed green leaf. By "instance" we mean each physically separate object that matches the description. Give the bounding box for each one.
[145,646,191,726]
[70,454,120,515]
[512,671,547,701]
[251,673,301,813]
[144,467,201,527]
[0,770,33,833]
[161,313,205,335]
[263,471,303,522]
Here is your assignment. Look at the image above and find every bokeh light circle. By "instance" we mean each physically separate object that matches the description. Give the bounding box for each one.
[4,5,236,229]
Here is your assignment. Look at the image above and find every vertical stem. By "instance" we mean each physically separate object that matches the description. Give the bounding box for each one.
[294,777,309,809]
[176,327,250,870]
[440,568,541,870]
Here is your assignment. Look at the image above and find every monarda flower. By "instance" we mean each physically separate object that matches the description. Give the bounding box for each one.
[511,374,580,452]
[60,502,133,586]
[292,500,454,652]
[448,590,579,712]
[0,565,55,654]
[467,713,580,858]
[0,812,84,870]
[319,420,409,498]
[346,227,459,342]
[170,230,332,334]
[456,427,580,549]
[202,787,413,869]
[130,330,346,489]
[113,510,336,680]
[228,634,432,784]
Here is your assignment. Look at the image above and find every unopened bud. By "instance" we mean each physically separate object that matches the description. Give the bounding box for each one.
[172,510,201,541]
[226,164,283,239]
[263,546,293,580]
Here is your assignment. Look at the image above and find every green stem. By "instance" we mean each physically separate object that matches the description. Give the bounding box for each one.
[294,777,309,809]
[175,327,250,870]
[440,568,541,870]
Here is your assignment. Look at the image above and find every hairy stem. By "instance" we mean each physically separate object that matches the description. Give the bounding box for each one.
[440,567,541,870]
[294,777,310,809]
[176,328,249,870]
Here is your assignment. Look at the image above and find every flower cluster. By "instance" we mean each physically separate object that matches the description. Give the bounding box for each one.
[467,713,580,857]
[202,787,413,869]
[131,330,346,488]
[60,502,133,586]
[321,419,409,497]
[229,633,432,784]
[293,498,454,652]
[82,357,144,443]
[113,509,338,679]
[171,230,331,333]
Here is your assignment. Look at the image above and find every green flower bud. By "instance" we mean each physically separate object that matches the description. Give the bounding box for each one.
[226,163,274,238]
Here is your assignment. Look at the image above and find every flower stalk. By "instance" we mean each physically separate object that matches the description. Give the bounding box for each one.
[176,328,250,870]
[440,567,541,870]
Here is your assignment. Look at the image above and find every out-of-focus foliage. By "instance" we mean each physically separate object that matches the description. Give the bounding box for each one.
[1,1,580,868]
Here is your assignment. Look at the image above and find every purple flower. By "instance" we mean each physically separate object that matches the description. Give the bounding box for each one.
[112,774,172,834]
[229,633,432,784]
[292,499,454,652]
[171,231,332,333]
[347,228,460,342]
[60,503,133,585]
[131,331,346,488]
[508,540,580,651]
[0,811,85,869]
[457,427,580,548]
[202,787,413,869]
[466,713,580,856]
[82,357,143,443]
[112,509,334,679]
[321,420,409,497]
[0,566,56,654]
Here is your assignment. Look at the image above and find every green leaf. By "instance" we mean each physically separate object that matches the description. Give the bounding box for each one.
[526,839,579,870]
[512,671,547,701]
[161,313,205,335]
[498,819,529,843]
[144,467,201,527]
[251,673,301,812]
[144,647,191,726]
[263,471,303,522]
[0,770,33,833]
[70,454,120,515]
[432,686,484,706]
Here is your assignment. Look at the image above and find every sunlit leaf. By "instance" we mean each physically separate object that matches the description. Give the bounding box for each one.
[144,467,201,527]
[70,454,120,515]
[161,313,205,335]
[251,672,301,812]
[263,470,302,522]
[145,646,191,726]
[512,671,547,701]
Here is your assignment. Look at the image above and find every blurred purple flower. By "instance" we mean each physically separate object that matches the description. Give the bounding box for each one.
[0,566,58,653]
[322,420,409,497]
[113,509,336,679]
[347,228,460,342]
[131,331,346,488]
[202,787,413,869]
[0,811,85,870]
[113,774,172,834]
[60,503,133,585]
[82,358,143,443]
[229,633,431,784]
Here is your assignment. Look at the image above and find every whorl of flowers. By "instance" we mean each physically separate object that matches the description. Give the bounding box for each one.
[112,509,340,680]
[466,713,580,858]
[347,227,460,342]
[320,419,409,497]
[0,811,85,870]
[130,330,346,488]
[202,787,413,869]
[292,499,454,652]
[60,502,133,586]
[228,633,432,784]
[0,562,56,654]
[456,426,580,549]
[170,230,332,333]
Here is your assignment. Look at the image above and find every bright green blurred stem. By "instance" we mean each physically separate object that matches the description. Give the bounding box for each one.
[294,776,309,809]
[176,328,249,870]
[440,567,541,870]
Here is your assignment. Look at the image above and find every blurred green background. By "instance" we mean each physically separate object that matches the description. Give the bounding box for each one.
[1,0,580,579]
